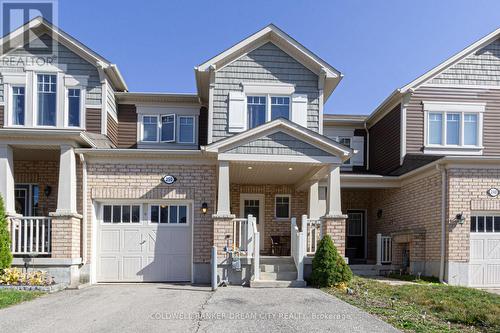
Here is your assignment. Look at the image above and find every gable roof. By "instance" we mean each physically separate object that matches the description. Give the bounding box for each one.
[204,118,353,161]
[0,17,127,91]
[194,24,342,103]
[366,26,500,126]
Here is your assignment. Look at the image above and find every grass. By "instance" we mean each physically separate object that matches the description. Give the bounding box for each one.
[325,276,500,333]
[0,289,44,309]
[386,273,441,284]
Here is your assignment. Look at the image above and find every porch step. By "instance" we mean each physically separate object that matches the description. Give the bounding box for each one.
[350,264,383,277]
[260,256,294,264]
[260,263,296,273]
[250,280,307,288]
[260,271,297,281]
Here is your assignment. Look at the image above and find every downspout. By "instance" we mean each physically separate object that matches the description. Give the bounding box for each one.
[364,122,370,171]
[437,164,447,283]
[79,154,88,264]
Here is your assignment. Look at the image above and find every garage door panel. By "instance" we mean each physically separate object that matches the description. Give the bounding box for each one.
[469,221,500,287]
[168,229,191,254]
[123,229,142,253]
[167,255,190,281]
[486,239,500,259]
[100,230,120,252]
[470,239,484,260]
[99,256,120,281]
[122,256,143,281]
[485,264,500,285]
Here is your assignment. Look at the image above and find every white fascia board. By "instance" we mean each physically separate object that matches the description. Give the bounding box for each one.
[422,101,486,112]
[218,153,341,164]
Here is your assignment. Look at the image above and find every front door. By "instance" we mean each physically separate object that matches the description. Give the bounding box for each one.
[240,194,265,251]
[14,184,39,216]
[346,210,366,264]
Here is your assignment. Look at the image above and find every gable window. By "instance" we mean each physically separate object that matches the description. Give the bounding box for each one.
[424,102,484,154]
[271,96,290,120]
[12,86,25,125]
[178,116,195,143]
[161,115,175,142]
[247,96,266,129]
[339,137,351,165]
[68,88,81,127]
[37,74,57,126]
[142,115,158,142]
[275,195,290,219]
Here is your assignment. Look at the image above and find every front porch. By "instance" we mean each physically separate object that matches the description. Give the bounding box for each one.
[0,143,85,286]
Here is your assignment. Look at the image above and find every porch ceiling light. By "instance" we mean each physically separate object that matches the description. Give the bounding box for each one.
[247,166,253,170]
[288,167,293,171]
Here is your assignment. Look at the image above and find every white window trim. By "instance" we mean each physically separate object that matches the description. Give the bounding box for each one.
[160,114,176,143]
[242,82,295,95]
[274,194,291,220]
[141,115,159,143]
[8,84,27,127]
[246,94,291,129]
[32,72,61,128]
[423,101,484,155]
[177,115,196,144]
[147,203,190,226]
[338,136,352,165]
[64,86,86,129]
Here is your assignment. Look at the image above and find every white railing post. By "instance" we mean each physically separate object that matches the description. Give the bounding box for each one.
[254,230,260,281]
[376,233,382,266]
[246,215,254,257]
[211,245,218,291]
[297,224,305,282]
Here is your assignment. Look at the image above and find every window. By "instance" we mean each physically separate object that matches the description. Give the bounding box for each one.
[471,215,500,232]
[271,96,290,120]
[142,116,158,142]
[339,137,351,165]
[161,115,175,142]
[247,96,266,129]
[428,113,443,145]
[446,113,460,145]
[275,195,290,219]
[68,88,81,127]
[37,74,57,126]
[150,204,188,224]
[464,114,478,145]
[12,86,25,125]
[102,205,140,223]
[347,212,363,236]
[178,116,194,143]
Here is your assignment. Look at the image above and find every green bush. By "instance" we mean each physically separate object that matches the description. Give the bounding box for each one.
[310,235,352,287]
[0,195,12,270]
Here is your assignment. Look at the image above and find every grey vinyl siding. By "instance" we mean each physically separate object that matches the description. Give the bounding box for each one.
[368,105,401,175]
[0,105,3,127]
[212,42,319,141]
[0,34,101,105]
[224,131,330,156]
[430,38,500,86]
[406,85,500,156]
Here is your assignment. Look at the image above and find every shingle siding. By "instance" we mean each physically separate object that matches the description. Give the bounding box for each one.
[212,42,319,141]
[369,105,401,175]
[225,131,330,156]
[0,34,102,105]
[430,38,500,86]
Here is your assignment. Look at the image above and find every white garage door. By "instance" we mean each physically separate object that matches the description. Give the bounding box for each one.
[469,215,500,287]
[97,203,192,282]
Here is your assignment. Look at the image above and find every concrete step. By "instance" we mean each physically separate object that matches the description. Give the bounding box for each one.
[260,271,297,281]
[260,256,294,265]
[250,280,307,288]
[350,264,378,270]
[351,270,381,277]
[260,263,297,273]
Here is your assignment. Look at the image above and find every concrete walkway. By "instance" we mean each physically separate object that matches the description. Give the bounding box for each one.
[0,284,399,333]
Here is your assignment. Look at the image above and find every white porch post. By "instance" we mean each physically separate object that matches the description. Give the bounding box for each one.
[0,144,16,215]
[308,180,320,219]
[326,164,342,217]
[216,160,231,216]
[55,145,78,215]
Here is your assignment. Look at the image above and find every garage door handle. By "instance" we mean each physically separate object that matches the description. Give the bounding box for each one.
[140,240,146,245]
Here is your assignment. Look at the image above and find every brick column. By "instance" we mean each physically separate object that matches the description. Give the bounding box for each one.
[213,215,235,256]
[321,215,347,257]
[49,213,82,259]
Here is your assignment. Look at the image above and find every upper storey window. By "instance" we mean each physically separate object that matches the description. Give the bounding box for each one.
[12,86,25,125]
[247,96,266,129]
[140,114,196,144]
[424,101,484,155]
[68,88,81,127]
[178,116,195,143]
[247,95,291,129]
[271,97,290,121]
[142,116,158,142]
[37,74,57,126]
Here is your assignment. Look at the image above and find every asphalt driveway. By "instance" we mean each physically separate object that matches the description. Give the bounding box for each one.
[0,284,399,333]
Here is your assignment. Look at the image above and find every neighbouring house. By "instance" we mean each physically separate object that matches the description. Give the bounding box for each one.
[0,17,499,288]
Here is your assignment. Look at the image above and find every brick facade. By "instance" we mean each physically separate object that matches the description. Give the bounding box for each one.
[230,184,308,254]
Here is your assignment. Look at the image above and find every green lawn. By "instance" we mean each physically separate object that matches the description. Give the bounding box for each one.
[325,276,500,333]
[0,289,44,309]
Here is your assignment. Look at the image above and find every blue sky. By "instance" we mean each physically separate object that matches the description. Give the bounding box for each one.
[53,0,500,115]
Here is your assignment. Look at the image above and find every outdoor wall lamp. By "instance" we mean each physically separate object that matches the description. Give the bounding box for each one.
[44,185,52,197]
[201,202,208,215]
[455,212,465,224]
[377,209,383,219]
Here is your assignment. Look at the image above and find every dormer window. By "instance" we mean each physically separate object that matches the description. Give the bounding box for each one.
[271,96,290,120]
[142,115,158,142]
[139,113,197,146]
[161,115,175,142]
[37,74,57,126]
[178,116,195,143]
[247,96,266,129]
[12,86,25,125]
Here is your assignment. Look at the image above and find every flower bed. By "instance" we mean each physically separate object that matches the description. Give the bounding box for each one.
[0,268,66,293]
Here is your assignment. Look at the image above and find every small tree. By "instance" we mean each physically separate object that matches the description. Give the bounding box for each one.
[310,235,352,287]
[0,195,12,270]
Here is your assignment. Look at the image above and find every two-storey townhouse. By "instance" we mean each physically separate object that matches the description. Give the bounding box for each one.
[0,18,353,287]
[322,28,500,288]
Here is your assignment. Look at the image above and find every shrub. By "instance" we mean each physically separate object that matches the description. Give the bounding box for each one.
[310,235,352,287]
[0,195,12,270]
[0,268,53,286]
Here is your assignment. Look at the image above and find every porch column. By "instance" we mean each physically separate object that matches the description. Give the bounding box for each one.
[55,145,77,215]
[326,164,342,217]
[216,160,231,216]
[308,180,320,219]
[322,164,347,258]
[0,144,16,215]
